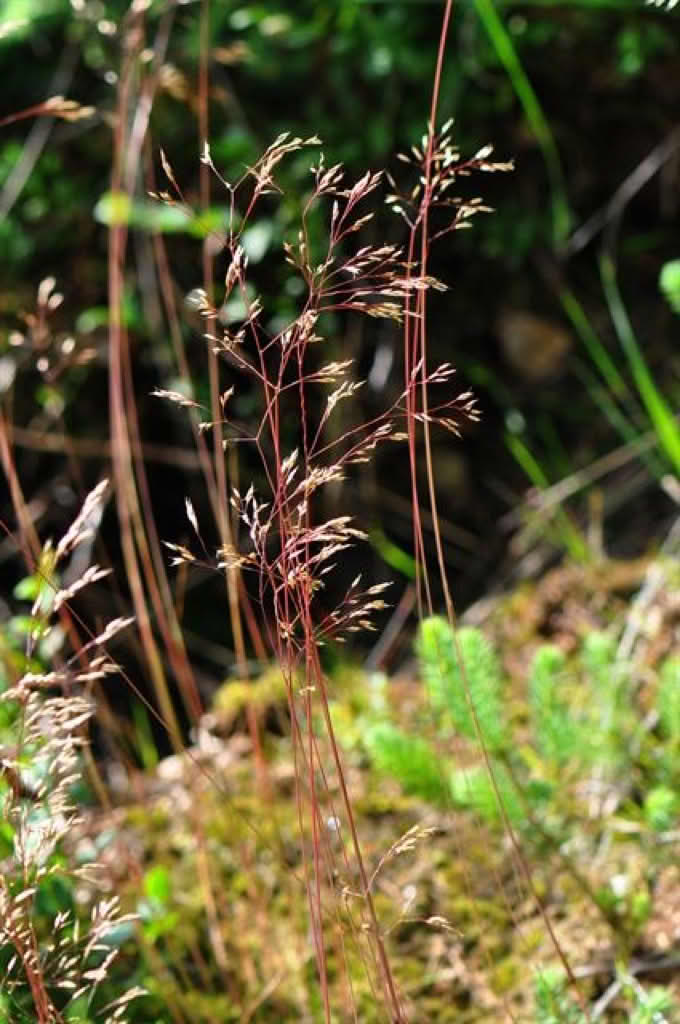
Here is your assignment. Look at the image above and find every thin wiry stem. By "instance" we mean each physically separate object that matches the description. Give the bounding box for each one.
[108,3,188,751]
[400,0,586,1015]
[157,110,490,1017]
[198,0,267,789]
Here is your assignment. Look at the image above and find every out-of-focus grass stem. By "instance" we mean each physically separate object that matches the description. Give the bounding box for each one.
[473,0,571,247]
[506,432,590,560]
[600,249,680,474]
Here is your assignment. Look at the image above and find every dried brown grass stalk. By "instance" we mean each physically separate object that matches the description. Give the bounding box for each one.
[107,1,203,755]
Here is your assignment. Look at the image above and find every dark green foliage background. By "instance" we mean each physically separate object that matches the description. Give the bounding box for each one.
[1,0,679,611]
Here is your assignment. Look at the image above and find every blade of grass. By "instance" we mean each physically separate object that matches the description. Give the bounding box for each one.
[572,363,667,479]
[559,286,630,400]
[600,250,680,475]
[197,0,268,794]
[131,700,160,773]
[506,432,590,560]
[473,0,571,246]
[370,527,417,579]
[108,7,183,753]
[411,1,587,1010]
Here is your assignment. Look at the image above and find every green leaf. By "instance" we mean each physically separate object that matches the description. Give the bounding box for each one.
[13,574,39,600]
[658,657,680,744]
[601,250,680,475]
[94,193,231,238]
[95,192,192,232]
[144,864,171,908]
[241,221,273,262]
[8,614,44,637]
[581,630,616,677]
[533,967,585,1023]
[644,786,678,832]
[660,259,680,316]
[473,0,571,246]
[630,985,677,1024]
[370,528,417,579]
[94,191,132,226]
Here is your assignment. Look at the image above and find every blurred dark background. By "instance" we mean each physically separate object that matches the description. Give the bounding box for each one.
[1,0,679,701]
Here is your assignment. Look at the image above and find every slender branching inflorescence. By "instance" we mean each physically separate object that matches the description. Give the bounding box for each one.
[386,120,513,238]
[152,132,494,1019]
[392,110,588,1006]
[6,274,98,387]
[0,482,137,1024]
[387,120,511,609]
[155,132,483,661]
[0,95,94,131]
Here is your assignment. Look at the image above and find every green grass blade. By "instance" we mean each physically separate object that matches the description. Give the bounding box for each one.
[559,287,629,399]
[600,251,680,474]
[505,434,590,561]
[473,0,571,246]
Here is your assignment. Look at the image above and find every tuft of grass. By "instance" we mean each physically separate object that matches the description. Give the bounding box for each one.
[152,119,509,1018]
[0,483,140,1023]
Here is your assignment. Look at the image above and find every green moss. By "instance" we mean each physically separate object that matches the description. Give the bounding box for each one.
[213,665,291,726]
[491,955,521,994]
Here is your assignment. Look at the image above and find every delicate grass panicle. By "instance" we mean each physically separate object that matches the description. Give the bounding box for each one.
[1,482,138,1024]
[153,129,507,1018]
[3,8,514,1015]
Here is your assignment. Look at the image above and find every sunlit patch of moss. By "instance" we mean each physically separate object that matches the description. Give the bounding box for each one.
[212,664,291,730]
[491,954,521,994]
[50,550,680,1021]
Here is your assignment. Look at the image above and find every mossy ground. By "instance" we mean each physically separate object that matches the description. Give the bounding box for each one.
[70,555,680,1022]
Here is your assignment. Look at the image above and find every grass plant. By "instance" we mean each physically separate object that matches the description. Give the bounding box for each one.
[150,107,513,1016]
[1,80,521,1024]
[0,482,139,1023]
[2,0,680,1020]
[472,0,571,247]
[472,0,680,567]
